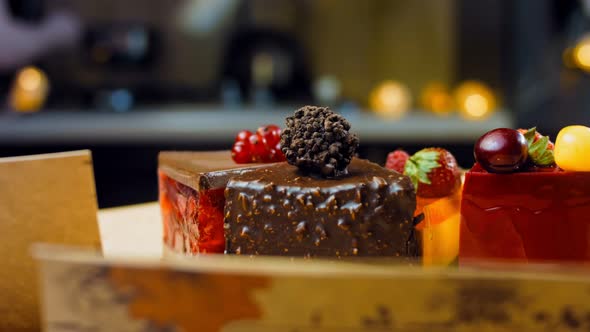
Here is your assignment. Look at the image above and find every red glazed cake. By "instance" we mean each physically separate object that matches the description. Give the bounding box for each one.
[460,166,590,262]
[460,126,590,263]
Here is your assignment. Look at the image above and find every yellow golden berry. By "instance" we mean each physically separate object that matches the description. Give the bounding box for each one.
[555,125,590,171]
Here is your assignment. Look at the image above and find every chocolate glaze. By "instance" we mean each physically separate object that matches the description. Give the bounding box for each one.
[224,158,419,257]
[158,151,268,190]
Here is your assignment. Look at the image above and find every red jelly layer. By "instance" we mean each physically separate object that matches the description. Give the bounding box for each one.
[158,171,225,254]
[460,169,590,263]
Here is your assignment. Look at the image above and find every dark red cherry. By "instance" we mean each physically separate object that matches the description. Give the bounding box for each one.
[474,128,528,173]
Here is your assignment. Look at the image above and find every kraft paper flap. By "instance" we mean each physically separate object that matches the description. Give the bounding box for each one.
[33,244,590,332]
[98,202,162,258]
[0,150,100,331]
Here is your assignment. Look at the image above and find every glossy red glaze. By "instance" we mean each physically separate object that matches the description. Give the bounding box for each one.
[460,167,590,263]
[159,171,225,254]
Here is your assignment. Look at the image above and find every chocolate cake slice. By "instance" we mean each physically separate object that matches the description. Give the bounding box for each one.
[224,158,418,257]
[158,151,265,254]
[159,106,419,258]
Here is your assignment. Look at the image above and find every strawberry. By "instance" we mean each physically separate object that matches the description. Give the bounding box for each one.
[517,127,555,166]
[404,147,461,198]
[385,149,410,173]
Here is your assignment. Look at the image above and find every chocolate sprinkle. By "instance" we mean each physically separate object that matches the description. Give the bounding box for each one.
[280,106,359,177]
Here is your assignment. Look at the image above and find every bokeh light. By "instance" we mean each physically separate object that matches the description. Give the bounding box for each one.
[252,52,274,86]
[420,82,454,115]
[563,47,576,69]
[18,67,42,91]
[573,36,590,71]
[368,80,412,119]
[313,75,341,105]
[10,66,49,113]
[454,81,496,120]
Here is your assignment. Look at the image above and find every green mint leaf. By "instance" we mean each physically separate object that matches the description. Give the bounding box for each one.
[523,127,536,146]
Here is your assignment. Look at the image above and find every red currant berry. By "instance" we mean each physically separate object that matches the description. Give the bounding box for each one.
[260,149,276,163]
[257,124,281,147]
[231,141,251,164]
[249,134,271,162]
[235,130,253,144]
[273,143,286,162]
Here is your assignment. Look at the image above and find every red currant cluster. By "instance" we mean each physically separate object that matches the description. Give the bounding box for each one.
[231,124,286,163]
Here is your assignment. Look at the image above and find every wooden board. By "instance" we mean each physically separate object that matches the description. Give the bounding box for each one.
[0,151,100,331]
[34,243,590,332]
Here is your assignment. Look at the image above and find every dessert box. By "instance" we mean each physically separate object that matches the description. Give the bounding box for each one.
[0,151,101,332]
[34,243,590,332]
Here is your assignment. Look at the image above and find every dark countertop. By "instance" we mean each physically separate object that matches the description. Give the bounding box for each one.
[0,107,513,145]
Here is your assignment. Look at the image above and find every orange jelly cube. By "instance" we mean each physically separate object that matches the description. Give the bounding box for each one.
[416,190,462,266]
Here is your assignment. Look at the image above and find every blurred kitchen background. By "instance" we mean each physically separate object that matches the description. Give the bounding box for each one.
[1,0,589,207]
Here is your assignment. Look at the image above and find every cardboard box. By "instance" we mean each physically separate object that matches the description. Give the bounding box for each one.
[35,244,590,332]
[0,151,100,331]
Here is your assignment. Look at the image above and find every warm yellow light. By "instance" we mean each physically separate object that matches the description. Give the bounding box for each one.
[18,67,42,91]
[574,37,590,71]
[464,94,488,117]
[420,82,454,115]
[563,47,576,68]
[10,66,49,113]
[454,81,496,120]
[369,80,411,119]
